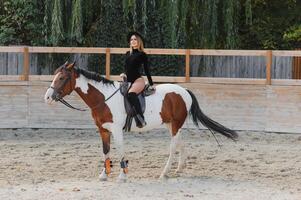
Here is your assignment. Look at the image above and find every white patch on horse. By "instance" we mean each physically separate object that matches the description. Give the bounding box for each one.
[75,74,89,94]
[44,87,54,104]
[101,122,112,131]
[50,72,61,87]
[75,74,118,98]
[44,72,61,104]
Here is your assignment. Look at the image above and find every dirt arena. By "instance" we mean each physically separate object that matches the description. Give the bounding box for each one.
[0,128,300,199]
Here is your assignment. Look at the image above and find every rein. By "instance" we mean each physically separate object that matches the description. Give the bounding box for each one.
[58,98,87,111]
[50,86,87,111]
[51,84,121,112]
[104,86,121,102]
[88,86,121,110]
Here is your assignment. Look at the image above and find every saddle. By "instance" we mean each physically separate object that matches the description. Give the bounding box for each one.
[120,80,155,132]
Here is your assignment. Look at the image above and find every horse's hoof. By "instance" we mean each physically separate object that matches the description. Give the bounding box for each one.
[176,165,185,173]
[99,177,108,181]
[159,174,168,181]
[117,177,127,183]
[99,174,108,181]
[99,169,108,181]
[117,172,127,182]
[117,176,127,183]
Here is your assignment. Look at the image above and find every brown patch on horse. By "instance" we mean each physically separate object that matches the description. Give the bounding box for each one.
[98,127,111,154]
[160,92,187,136]
[75,83,113,129]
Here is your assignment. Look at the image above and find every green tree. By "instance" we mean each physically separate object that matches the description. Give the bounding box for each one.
[0,0,44,45]
[240,0,300,49]
[284,25,301,49]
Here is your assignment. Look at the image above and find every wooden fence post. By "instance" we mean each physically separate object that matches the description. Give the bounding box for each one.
[185,49,190,82]
[266,50,272,85]
[105,48,110,79]
[22,47,29,81]
[292,48,301,79]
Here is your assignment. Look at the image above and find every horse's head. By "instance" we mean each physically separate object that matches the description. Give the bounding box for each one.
[44,61,77,104]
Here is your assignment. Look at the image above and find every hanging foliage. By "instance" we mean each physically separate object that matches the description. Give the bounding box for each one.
[70,0,83,45]
[168,0,178,48]
[176,0,188,48]
[50,0,64,46]
[122,0,135,20]
[245,0,252,25]
[133,0,145,34]
[1,0,300,50]
[43,0,53,45]
[222,0,240,49]
[200,0,219,49]
[144,0,161,48]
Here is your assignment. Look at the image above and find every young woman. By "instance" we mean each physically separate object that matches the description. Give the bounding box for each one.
[121,31,154,128]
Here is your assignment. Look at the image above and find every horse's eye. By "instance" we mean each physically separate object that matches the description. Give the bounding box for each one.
[59,77,64,81]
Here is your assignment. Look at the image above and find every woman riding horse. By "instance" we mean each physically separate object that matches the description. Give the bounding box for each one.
[44,62,238,182]
[121,31,155,128]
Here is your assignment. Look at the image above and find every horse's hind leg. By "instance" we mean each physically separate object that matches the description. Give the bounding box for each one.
[176,130,186,173]
[159,92,187,179]
[160,123,181,179]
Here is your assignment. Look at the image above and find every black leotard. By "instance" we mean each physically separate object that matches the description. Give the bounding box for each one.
[124,49,153,85]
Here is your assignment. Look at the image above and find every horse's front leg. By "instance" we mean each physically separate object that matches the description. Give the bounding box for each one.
[98,128,112,181]
[112,128,128,182]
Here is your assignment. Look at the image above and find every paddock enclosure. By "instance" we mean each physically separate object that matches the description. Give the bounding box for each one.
[0,47,301,199]
[0,47,301,133]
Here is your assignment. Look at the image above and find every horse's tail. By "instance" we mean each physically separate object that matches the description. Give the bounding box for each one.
[186,89,238,141]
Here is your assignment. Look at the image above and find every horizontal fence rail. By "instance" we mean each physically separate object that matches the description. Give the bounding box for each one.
[0,46,300,85]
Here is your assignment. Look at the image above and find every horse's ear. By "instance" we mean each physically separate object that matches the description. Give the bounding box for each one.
[66,62,76,70]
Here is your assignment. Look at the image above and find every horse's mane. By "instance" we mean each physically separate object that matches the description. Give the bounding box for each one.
[75,67,115,86]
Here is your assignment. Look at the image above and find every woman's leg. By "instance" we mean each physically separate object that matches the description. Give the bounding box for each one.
[128,78,146,127]
[128,77,145,94]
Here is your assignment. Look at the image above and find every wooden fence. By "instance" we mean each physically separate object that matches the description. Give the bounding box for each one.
[0,46,301,132]
[0,46,300,85]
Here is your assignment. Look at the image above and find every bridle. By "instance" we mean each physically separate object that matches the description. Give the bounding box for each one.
[50,67,87,111]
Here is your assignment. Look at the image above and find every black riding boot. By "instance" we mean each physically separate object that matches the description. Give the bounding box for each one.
[128,92,146,128]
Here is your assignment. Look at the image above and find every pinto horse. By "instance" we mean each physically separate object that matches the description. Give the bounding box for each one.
[44,62,238,181]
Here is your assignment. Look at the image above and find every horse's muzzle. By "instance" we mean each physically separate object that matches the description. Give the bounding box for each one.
[51,91,61,102]
[44,87,56,104]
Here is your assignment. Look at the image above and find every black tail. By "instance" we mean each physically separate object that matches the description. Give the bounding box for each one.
[186,89,238,141]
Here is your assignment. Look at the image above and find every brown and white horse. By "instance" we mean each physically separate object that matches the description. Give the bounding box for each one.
[44,62,238,181]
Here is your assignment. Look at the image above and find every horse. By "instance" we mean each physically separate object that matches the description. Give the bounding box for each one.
[44,62,238,181]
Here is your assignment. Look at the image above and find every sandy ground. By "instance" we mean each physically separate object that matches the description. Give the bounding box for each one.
[0,128,300,200]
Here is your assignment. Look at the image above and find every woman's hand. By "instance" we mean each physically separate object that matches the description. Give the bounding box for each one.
[120,73,127,81]
[148,85,156,91]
